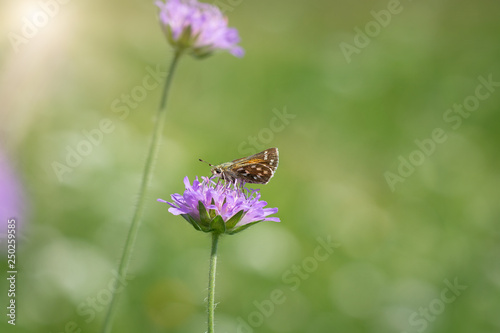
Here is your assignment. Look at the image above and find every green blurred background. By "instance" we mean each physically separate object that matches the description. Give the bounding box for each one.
[1,0,500,332]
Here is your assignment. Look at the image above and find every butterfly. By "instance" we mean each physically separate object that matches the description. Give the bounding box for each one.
[200,148,279,185]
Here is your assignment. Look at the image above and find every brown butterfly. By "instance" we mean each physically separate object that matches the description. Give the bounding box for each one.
[200,148,279,185]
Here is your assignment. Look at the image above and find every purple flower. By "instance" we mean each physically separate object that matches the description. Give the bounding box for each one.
[0,150,24,240]
[155,0,244,58]
[158,176,279,234]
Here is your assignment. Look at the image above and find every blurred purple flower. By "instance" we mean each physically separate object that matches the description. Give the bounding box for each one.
[158,176,279,234]
[155,0,244,58]
[0,150,24,239]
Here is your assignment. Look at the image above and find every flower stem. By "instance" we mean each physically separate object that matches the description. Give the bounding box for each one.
[100,50,182,333]
[207,232,221,333]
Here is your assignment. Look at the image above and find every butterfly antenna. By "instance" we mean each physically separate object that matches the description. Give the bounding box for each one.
[199,158,213,166]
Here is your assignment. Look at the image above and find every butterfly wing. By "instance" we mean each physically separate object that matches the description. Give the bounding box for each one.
[231,163,275,184]
[229,148,279,184]
[231,148,279,169]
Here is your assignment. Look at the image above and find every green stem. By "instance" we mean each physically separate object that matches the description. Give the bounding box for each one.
[100,50,182,333]
[207,232,221,333]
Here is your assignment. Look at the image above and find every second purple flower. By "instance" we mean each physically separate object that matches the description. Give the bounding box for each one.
[156,0,244,58]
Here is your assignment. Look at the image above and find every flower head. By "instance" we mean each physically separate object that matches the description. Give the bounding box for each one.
[155,0,244,58]
[158,176,279,234]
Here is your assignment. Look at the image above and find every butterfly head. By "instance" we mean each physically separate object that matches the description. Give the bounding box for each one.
[210,166,223,178]
[199,159,224,179]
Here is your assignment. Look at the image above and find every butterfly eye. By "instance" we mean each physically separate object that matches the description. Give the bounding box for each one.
[215,169,221,174]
